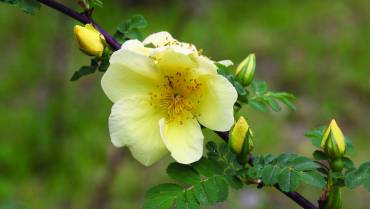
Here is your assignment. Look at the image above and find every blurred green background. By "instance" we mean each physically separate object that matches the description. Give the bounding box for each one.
[0,0,369,209]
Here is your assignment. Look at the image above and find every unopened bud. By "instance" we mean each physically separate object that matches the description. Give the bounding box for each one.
[74,24,105,57]
[321,119,346,159]
[229,116,254,164]
[235,54,256,86]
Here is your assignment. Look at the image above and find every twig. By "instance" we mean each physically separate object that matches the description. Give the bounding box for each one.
[215,131,320,209]
[34,1,320,209]
[37,0,121,50]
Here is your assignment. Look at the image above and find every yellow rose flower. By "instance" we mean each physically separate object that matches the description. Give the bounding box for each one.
[74,24,105,57]
[101,32,238,166]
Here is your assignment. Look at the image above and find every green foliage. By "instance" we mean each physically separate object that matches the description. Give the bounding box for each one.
[216,64,296,113]
[91,0,103,8]
[113,15,148,43]
[144,184,183,209]
[167,163,200,185]
[70,50,111,81]
[144,141,330,209]
[0,0,40,14]
[248,81,296,112]
[345,162,370,191]
[143,142,252,208]
[342,157,354,170]
[304,126,326,148]
[205,142,245,189]
[251,154,325,192]
[214,64,298,113]
[144,161,229,209]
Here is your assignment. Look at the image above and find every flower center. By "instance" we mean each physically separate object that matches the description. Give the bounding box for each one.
[149,70,203,122]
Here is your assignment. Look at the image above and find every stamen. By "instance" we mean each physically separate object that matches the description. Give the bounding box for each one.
[149,70,203,122]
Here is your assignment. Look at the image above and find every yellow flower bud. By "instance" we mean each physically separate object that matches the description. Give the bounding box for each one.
[235,53,256,86]
[74,24,105,57]
[229,116,254,163]
[321,119,346,159]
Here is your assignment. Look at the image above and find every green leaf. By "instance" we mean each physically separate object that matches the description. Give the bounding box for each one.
[206,142,218,153]
[70,55,109,81]
[125,28,144,41]
[253,154,326,190]
[342,157,354,170]
[143,197,174,209]
[313,150,329,160]
[251,81,267,95]
[345,137,354,155]
[274,153,296,165]
[218,143,229,156]
[176,190,200,209]
[115,15,147,41]
[262,154,277,165]
[224,175,243,190]
[192,158,224,177]
[278,167,301,192]
[299,171,326,188]
[203,142,244,189]
[249,100,268,112]
[278,96,296,111]
[358,162,370,174]
[261,165,281,185]
[98,57,109,72]
[304,126,325,148]
[248,82,296,112]
[193,175,229,205]
[143,184,183,209]
[145,183,183,199]
[345,170,363,189]
[234,81,248,102]
[70,66,96,81]
[291,156,320,171]
[344,162,370,191]
[113,31,126,44]
[246,165,263,180]
[167,163,201,185]
[91,0,103,8]
[128,15,148,29]
[144,174,230,209]
[265,97,281,112]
